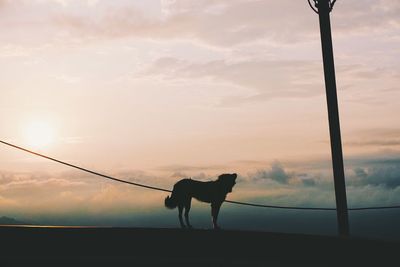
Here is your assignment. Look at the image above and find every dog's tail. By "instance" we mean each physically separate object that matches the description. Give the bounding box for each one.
[164,195,177,209]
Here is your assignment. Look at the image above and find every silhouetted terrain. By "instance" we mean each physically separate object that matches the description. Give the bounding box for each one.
[0,216,29,225]
[1,226,398,266]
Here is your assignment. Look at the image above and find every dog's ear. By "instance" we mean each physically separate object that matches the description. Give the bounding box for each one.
[232,173,237,180]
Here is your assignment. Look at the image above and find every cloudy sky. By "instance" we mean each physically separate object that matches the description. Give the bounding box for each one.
[0,0,399,240]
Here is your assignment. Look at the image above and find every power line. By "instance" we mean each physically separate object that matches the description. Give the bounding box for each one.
[0,140,171,193]
[1,139,400,211]
[224,200,335,211]
[347,205,400,211]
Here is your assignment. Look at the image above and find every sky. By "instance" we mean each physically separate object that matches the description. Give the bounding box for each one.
[0,0,400,240]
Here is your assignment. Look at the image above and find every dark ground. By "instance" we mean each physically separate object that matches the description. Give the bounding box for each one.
[0,225,398,267]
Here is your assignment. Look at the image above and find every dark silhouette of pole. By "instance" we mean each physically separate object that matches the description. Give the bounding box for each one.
[309,0,349,236]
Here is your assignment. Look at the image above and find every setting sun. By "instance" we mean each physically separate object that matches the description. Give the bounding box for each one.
[23,121,55,149]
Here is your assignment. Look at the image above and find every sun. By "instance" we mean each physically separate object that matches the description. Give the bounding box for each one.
[23,120,55,149]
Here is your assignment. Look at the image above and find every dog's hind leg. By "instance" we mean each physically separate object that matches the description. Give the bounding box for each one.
[184,198,193,229]
[178,205,186,228]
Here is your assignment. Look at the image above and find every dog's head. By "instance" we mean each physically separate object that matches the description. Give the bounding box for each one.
[217,173,237,193]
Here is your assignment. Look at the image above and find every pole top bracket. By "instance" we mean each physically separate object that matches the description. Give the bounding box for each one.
[308,0,337,14]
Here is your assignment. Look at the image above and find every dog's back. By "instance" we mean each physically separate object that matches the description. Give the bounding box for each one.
[184,179,216,203]
[166,175,236,207]
[165,179,215,207]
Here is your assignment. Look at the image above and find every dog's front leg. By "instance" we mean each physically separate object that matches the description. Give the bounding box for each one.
[211,202,222,230]
[178,205,186,228]
[184,199,193,229]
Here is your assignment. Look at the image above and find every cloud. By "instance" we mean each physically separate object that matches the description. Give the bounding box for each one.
[301,178,316,187]
[169,171,188,179]
[0,172,86,189]
[156,163,227,173]
[141,57,324,103]
[333,0,400,35]
[45,0,400,48]
[86,184,163,214]
[51,0,99,7]
[346,140,400,147]
[354,167,367,179]
[246,162,323,189]
[51,0,317,47]
[244,156,400,206]
[345,128,400,148]
[0,0,398,51]
[346,184,400,208]
[252,161,291,184]
[140,54,400,105]
[0,169,170,217]
[344,154,400,189]
[353,164,400,189]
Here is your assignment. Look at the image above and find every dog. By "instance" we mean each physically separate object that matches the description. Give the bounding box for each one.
[165,173,237,229]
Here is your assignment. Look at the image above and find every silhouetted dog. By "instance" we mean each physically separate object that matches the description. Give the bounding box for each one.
[165,173,237,229]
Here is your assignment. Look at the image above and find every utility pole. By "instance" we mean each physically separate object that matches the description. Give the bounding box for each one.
[308,0,350,236]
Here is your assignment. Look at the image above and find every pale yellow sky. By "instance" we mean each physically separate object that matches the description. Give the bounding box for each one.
[0,0,400,223]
